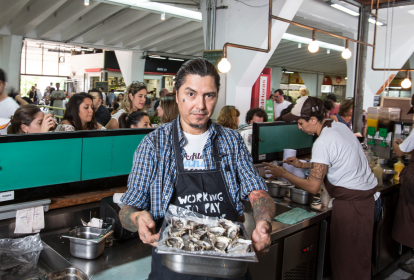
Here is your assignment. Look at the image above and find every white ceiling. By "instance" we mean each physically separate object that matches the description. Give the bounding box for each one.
[1,0,407,76]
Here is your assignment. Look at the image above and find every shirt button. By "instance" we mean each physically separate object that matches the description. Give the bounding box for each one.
[165,196,168,200]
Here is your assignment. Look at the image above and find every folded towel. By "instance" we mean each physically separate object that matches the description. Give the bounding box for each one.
[274,207,317,225]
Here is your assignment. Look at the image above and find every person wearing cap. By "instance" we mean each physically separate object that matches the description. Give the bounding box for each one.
[391,95,414,274]
[263,96,379,280]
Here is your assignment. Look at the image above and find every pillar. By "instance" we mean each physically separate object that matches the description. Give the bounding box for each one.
[298,73,319,97]
[271,67,282,92]
[0,35,23,90]
[114,50,146,86]
[344,32,357,99]
[202,0,304,124]
[409,55,414,96]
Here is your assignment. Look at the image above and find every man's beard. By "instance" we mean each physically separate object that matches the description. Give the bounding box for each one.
[189,118,207,129]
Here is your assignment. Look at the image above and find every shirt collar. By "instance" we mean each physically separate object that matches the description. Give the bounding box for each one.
[175,115,217,148]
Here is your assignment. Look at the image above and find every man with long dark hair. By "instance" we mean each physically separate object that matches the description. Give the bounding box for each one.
[119,58,275,280]
[89,88,111,126]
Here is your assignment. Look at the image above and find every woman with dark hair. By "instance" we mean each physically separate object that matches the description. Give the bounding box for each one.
[28,86,38,104]
[217,106,240,130]
[118,111,151,128]
[156,96,179,124]
[7,105,55,134]
[55,92,104,131]
[331,99,353,129]
[106,83,147,129]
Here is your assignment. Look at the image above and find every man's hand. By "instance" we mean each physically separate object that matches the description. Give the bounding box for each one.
[263,162,286,179]
[136,210,160,247]
[248,190,275,254]
[283,156,302,168]
[251,220,271,253]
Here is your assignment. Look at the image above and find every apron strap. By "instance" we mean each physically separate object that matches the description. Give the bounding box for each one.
[172,119,185,173]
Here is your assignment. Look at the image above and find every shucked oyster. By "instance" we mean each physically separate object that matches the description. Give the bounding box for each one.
[227,238,251,254]
[227,225,240,239]
[169,227,188,237]
[207,226,226,243]
[189,227,207,239]
[171,217,187,229]
[185,220,201,230]
[189,241,204,251]
[213,236,231,253]
[166,236,184,249]
[189,237,212,251]
[218,219,236,230]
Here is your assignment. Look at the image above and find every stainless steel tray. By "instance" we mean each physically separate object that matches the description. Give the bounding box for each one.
[40,267,89,280]
[289,187,314,205]
[266,180,288,198]
[156,219,258,278]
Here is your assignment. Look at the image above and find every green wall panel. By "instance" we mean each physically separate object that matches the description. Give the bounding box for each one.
[0,139,82,192]
[81,134,145,180]
[258,124,313,155]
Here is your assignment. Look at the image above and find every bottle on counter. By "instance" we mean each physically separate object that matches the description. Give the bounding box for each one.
[394,157,405,182]
[373,159,383,187]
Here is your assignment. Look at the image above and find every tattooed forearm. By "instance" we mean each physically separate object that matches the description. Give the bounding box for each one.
[249,190,276,225]
[119,205,140,232]
[309,163,328,182]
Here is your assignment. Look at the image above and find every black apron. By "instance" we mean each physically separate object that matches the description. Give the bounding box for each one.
[148,120,250,280]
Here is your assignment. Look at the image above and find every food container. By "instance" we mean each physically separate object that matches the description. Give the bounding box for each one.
[265,180,288,197]
[41,267,89,280]
[383,169,396,181]
[157,219,257,278]
[289,187,314,205]
[62,226,113,259]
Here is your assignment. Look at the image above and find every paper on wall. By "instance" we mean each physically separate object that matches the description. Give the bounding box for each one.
[14,206,45,234]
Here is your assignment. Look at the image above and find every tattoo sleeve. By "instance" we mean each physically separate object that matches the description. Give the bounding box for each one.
[249,190,276,226]
[119,205,140,232]
[309,163,328,182]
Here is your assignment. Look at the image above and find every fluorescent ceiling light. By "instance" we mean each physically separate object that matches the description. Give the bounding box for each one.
[106,0,202,21]
[408,10,414,16]
[169,58,184,61]
[282,33,345,52]
[368,18,384,25]
[284,71,294,74]
[331,4,359,16]
[149,55,166,59]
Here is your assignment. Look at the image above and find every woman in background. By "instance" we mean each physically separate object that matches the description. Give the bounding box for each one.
[7,105,55,134]
[217,106,240,130]
[55,92,104,131]
[106,83,147,129]
[118,111,152,128]
[331,99,353,129]
[156,96,179,124]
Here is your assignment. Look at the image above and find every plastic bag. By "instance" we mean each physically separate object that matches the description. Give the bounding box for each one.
[157,205,256,258]
[0,233,43,277]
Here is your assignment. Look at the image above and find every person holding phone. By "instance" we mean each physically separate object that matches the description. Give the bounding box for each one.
[7,105,55,134]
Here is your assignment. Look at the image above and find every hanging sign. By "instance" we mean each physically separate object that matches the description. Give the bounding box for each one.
[265,100,274,121]
[259,76,268,109]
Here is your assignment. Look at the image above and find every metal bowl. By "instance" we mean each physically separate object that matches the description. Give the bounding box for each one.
[383,169,396,181]
[62,227,113,259]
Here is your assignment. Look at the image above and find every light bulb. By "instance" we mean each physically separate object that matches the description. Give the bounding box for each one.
[401,78,412,89]
[298,43,302,48]
[218,58,231,73]
[342,48,352,59]
[84,0,89,6]
[161,12,166,20]
[327,49,330,54]
[308,41,319,53]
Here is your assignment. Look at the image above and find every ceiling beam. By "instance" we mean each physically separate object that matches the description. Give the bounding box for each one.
[139,22,202,50]
[81,9,149,43]
[181,42,205,55]
[155,30,203,52]
[9,0,67,35]
[0,0,31,30]
[34,0,101,39]
[103,13,161,45]
[123,18,190,48]
[169,38,204,53]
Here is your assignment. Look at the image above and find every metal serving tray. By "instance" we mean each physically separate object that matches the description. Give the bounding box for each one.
[265,180,288,198]
[156,219,258,278]
[41,267,89,280]
[289,187,314,205]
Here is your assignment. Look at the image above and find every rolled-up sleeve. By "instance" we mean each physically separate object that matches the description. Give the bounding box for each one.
[121,135,155,209]
[235,133,267,200]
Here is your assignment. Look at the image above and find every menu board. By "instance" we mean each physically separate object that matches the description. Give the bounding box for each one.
[94,81,109,92]
[202,50,223,69]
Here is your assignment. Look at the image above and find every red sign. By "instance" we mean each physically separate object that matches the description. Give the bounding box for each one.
[259,76,268,109]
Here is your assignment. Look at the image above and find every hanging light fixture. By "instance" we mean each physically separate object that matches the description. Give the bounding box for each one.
[401,71,412,89]
[84,0,89,6]
[218,58,231,73]
[161,12,166,20]
[298,43,302,48]
[341,40,352,59]
[327,49,330,54]
[308,30,319,53]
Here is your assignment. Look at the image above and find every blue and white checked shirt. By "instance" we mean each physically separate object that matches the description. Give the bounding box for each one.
[121,116,267,220]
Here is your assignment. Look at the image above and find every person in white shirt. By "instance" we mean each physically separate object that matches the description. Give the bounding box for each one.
[0,68,28,135]
[272,89,291,120]
[50,83,66,117]
[264,96,379,280]
[34,84,42,104]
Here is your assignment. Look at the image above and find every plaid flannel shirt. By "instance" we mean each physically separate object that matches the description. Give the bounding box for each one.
[121,116,267,220]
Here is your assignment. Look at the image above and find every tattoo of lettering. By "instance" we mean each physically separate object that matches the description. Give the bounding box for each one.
[310,163,327,182]
[249,190,276,232]
[183,99,185,103]
[119,206,139,232]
